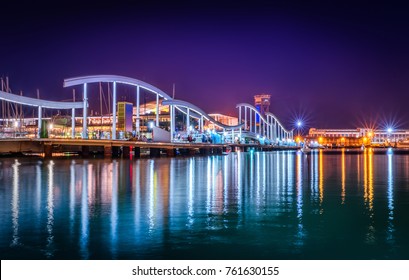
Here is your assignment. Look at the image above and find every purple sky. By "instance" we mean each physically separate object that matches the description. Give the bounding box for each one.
[2,1,409,130]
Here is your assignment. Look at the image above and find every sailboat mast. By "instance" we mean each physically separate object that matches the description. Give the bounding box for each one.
[172,83,175,99]
[99,82,103,130]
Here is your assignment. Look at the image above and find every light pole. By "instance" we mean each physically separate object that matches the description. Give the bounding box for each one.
[387,127,393,146]
[296,120,303,146]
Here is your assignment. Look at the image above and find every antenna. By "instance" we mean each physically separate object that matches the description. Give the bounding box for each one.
[172,83,175,99]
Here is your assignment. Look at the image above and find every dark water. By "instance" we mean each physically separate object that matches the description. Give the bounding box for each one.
[1,150,409,260]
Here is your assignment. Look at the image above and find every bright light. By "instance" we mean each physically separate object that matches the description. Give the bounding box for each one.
[318,137,323,143]
[297,121,302,127]
[48,123,53,130]
[14,121,18,128]
[387,127,393,133]
[367,131,373,137]
[257,134,260,138]
[149,122,154,129]
[189,125,193,131]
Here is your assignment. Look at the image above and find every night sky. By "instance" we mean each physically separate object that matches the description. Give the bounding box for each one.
[2,1,409,130]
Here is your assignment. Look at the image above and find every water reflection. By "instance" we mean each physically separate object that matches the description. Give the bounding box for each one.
[236,152,242,218]
[1,151,408,260]
[310,150,319,207]
[341,149,346,204]
[148,160,156,232]
[111,160,118,258]
[363,149,375,244]
[188,158,195,226]
[295,152,305,248]
[11,159,21,247]
[69,160,75,238]
[319,150,324,207]
[387,152,395,246]
[36,162,42,221]
[45,161,55,258]
[134,160,141,238]
[80,161,89,259]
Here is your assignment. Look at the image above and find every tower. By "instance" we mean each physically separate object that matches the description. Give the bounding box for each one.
[254,94,271,115]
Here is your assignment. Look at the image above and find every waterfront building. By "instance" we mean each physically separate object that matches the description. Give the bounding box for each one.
[117,102,133,137]
[1,101,239,140]
[206,113,238,130]
[307,127,409,147]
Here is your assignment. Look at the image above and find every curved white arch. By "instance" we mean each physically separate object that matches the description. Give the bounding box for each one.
[236,103,269,124]
[0,90,82,139]
[63,74,173,100]
[64,74,175,139]
[236,102,294,142]
[265,112,290,133]
[0,90,83,109]
[163,99,244,130]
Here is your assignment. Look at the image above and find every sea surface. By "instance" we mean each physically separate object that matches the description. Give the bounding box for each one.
[1,149,409,259]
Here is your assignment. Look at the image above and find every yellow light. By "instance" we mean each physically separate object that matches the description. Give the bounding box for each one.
[367,132,373,137]
[341,137,345,141]
[318,137,323,143]
[296,137,300,142]
[363,137,367,143]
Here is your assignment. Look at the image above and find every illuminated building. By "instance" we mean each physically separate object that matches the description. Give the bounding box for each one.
[254,94,271,115]
[307,127,409,147]
[117,102,133,135]
[206,113,238,130]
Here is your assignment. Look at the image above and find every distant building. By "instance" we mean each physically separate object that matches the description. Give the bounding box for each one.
[254,94,270,115]
[307,127,409,147]
[206,113,238,130]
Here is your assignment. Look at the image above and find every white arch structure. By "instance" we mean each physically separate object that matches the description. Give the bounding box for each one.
[0,90,84,138]
[236,103,293,144]
[2,75,293,144]
[162,99,244,140]
[64,75,174,139]
[64,74,246,141]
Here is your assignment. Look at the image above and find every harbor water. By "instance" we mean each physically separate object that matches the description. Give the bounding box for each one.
[1,149,409,259]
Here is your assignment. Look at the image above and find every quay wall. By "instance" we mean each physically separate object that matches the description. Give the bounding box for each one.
[0,138,298,158]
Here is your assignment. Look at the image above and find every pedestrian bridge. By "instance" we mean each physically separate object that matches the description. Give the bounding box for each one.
[0,74,294,145]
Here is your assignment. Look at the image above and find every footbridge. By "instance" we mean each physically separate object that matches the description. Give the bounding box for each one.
[0,90,83,138]
[1,74,293,146]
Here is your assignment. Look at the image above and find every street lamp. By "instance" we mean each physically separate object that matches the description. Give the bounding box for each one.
[296,120,303,146]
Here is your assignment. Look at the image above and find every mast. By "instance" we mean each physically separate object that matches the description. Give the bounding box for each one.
[99,82,103,130]
[172,83,175,99]
[107,83,111,115]
[6,77,10,126]
[1,78,3,128]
